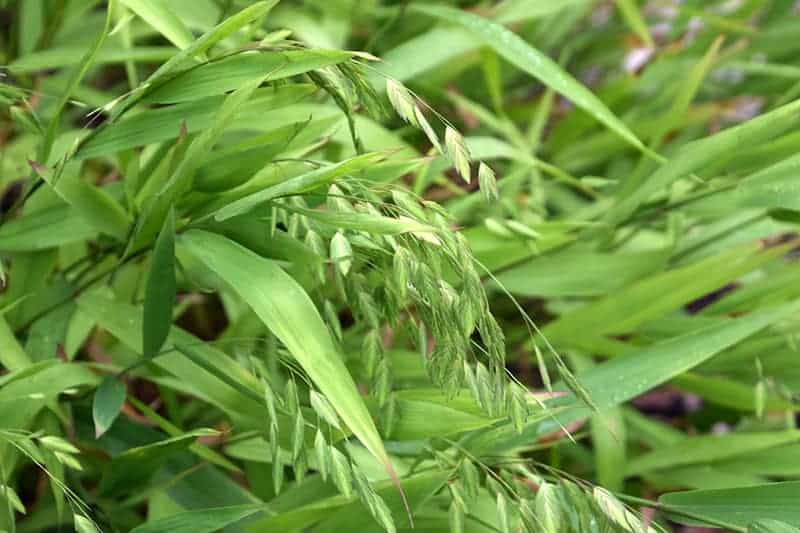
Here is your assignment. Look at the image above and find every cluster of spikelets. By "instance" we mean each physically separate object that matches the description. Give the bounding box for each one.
[226,64,534,532]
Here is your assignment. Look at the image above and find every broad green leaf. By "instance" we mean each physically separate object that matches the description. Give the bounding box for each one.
[0,205,96,252]
[253,471,446,532]
[391,397,500,440]
[626,431,800,476]
[147,49,353,103]
[8,46,174,73]
[410,3,645,152]
[592,407,626,492]
[749,519,800,533]
[212,152,386,221]
[467,300,800,455]
[494,247,669,298]
[606,98,800,226]
[121,0,195,50]
[0,315,32,371]
[129,504,265,533]
[555,301,800,417]
[78,85,315,159]
[543,242,791,351]
[126,76,269,257]
[104,1,279,124]
[375,28,476,83]
[694,152,800,213]
[30,162,131,241]
[142,209,176,359]
[0,362,98,432]
[77,290,265,425]
[710,444,800,478]
[660,482,800,529]
[92,377,127,438]
[644,464,768,491]
[18,0,43,56]
[180,230,397,483]
[98,429,218,496]
[173,344,261,404]
[494,0,589,23]
[673,373,792,412]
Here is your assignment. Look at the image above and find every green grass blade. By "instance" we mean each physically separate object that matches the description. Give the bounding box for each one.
[606,98,800,226]
[467,300,800,455]
[106,0,278,124]
[614,0,654,47]
[660,482,800,529]
[30,162,131,241]
[40,0,114,162]
[627,431,800,476]
[129,504,266,533]
[410,3,645,152]
[120,0,196,50]
[142,208,176,359]
[179,230,397,483]
[92,376,127,438]
[146,49,353,103]
[0,206,95,252]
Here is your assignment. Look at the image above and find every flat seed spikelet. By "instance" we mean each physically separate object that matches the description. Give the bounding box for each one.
[386,79,418,126]
[445,127,472,183]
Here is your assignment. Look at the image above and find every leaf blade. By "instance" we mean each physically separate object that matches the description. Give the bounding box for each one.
[410,3,645,151]
[142,208,176,359]
[92,377,127,438]
[180,230,394,474]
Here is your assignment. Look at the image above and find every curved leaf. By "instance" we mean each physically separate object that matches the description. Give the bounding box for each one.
[120,0,195,50]
[92,376,127,438]
[129,504,265,533]
[180,230,395,476]
[660,482,800,529]
[142,208,175,359]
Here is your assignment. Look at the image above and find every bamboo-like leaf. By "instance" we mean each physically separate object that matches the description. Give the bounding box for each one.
[92,377,127,438]
[98,429,218,496]
[29,162,131,241]
[606,98,800,225]
[142,208,176,359]
[626,431,800,476]
[660,482,800,529]
[129,505,265,533]
[147,50,353,103]
[78,85,314,159]
[104,1,279,124]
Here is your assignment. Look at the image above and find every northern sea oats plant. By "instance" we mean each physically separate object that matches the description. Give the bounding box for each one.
[3,1,800,532]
